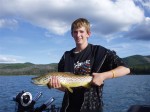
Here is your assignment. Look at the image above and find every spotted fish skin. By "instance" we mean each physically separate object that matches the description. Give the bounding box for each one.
[31,72,92,93]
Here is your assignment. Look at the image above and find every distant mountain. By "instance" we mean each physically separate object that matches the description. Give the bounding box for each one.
[0,55,150,75]
[0,63,58,75]
[123,55,150,74]
[123,55,150,66]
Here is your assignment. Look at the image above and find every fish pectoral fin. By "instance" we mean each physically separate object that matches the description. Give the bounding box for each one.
[47,83,52,89]
[67,87,73,93]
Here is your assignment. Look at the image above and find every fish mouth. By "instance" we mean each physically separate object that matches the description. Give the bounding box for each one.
[31,80,38,84]
[31,79,40,85]
[31,77,39,84]
[31,79,45,86]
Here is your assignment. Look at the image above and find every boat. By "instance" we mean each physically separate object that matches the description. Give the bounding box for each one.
[127,105,150,112]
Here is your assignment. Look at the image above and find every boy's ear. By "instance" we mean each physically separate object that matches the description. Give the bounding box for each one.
[87,32,91,37]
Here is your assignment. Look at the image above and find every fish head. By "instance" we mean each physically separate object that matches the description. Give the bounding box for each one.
[31,75,51,86]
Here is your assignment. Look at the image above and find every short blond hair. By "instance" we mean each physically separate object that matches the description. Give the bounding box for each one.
[71,18,90,35]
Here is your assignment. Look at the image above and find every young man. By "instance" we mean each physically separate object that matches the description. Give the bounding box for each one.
[48,18,130,112]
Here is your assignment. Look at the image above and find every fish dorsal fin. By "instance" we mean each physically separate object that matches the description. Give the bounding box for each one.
[64,72,74,75]
[85,74,90,76]
[63,72,77,77]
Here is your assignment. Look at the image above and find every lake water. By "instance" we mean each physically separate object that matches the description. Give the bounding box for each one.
[0,75,150,112]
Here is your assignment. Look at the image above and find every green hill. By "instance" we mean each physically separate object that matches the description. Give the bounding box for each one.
[0,63,58,75]
[123,55,150,74]
[0,55,150,75]
[123,55,150,66]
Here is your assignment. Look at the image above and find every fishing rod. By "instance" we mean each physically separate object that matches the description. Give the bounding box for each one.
[12,90,60,112]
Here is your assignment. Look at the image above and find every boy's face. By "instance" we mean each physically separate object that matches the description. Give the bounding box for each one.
[72,26,91,45]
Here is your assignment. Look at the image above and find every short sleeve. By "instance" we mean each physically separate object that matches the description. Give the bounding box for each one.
[101,49,127,71]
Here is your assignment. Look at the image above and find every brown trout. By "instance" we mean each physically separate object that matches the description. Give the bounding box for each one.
[31,72,92,93]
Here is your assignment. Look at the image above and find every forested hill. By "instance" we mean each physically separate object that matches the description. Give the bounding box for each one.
[123,55,150,66]
[123,55,150,74]
[0,63,58,75]
[0,55,150,75]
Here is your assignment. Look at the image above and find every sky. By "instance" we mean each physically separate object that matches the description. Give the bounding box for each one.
[0,0,150,64]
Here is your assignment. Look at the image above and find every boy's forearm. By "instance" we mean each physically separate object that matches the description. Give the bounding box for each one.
[102,66,130,80]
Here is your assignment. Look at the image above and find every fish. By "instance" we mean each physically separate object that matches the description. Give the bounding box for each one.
[31,72,92,93]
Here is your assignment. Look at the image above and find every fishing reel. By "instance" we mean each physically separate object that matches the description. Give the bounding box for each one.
[15,91,33,107]
[13,90,42,112]
[13,90,59,112]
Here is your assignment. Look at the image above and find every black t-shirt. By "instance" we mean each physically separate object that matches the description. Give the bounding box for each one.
[67,44,94,112]
[58,43,126,112]
[73,44,94,75]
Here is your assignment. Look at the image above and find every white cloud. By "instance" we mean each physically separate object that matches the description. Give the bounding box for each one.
[0,55,16,63]
[142,1,150,7]
[107,41,150,57]
[0,0,145,36]
[0,19,18,29]
[134,0,150,8]
[0,55,24,63]
[125,17,150,40]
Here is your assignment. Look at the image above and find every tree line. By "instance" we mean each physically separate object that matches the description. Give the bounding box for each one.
[0,63,150,75]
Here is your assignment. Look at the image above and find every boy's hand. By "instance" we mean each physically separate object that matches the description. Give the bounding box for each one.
[47,76,65,91]
[92,73,104,86]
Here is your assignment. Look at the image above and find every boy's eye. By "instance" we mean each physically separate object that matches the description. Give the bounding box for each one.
[73,31,78,33]
[73,30,84,34]
[80,31,84,33]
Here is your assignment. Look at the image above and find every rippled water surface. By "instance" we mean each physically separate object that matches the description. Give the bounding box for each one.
[0,75,150,112]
